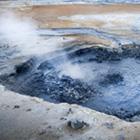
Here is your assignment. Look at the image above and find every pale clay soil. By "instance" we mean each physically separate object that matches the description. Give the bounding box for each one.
[1,4,140,46]
[0,87,140,140]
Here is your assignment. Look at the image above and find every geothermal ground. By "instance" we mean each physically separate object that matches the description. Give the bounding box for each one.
[0,1,140,140]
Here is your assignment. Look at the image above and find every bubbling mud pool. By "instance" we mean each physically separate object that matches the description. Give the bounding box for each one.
[1,25,140,122]
[1,41,140,122]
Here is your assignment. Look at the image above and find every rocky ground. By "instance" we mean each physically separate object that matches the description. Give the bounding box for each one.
[1,43,140,121]
[1,1,140,140]
[0,87,140,140]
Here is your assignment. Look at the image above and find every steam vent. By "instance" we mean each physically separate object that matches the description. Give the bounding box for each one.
[1,1,140,140]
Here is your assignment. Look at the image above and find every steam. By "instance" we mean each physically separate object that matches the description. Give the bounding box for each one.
[59,62,85,79]
[0,12,38,48]
[0,11,85,79]
[0,12,69,56]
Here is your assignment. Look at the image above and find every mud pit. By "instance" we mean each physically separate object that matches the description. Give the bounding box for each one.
[1,40,140,121]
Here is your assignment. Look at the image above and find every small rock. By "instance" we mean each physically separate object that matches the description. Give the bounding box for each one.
[26,108,32,112]
[13,105,20,109]
[88,137,96,140]
[67,119,89,130]
[102,122,114,129]
[38,129,46,136]
[117,134,125,140]
[60,117,67,120]
[67,108,73,115]
[47,126,52,129]
[15,58,34,75]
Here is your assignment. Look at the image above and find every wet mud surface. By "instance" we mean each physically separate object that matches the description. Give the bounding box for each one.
[1,42,140,121]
